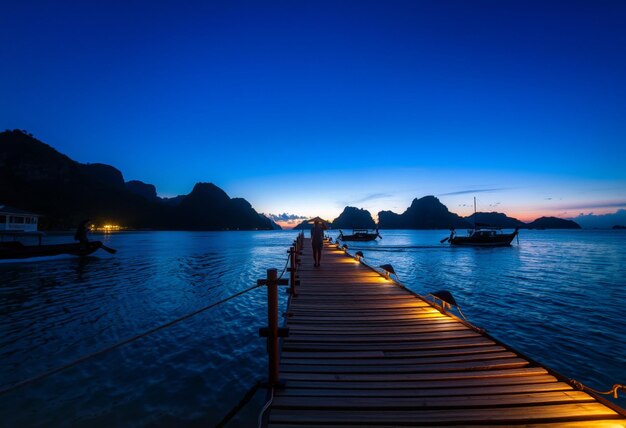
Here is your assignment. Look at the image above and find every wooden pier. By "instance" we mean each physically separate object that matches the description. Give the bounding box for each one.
[261,237,626,427]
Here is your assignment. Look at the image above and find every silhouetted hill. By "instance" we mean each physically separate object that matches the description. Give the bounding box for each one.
[0,130,172,229]
[175,184,276,230]
[466,212,525,228]
[178,182,230,227]
[612,225,626,230]
[126,180,158,200]
[378,196,471,229]
[261,215,283,230]
[527,217,581,229]
[332,207,376,229]
[0,130,273,230]
[81,163,125,188]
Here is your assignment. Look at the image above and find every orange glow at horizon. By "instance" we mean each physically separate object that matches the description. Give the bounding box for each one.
[274,207,623,229]
[275,220,299,230]
[505,206,623,223]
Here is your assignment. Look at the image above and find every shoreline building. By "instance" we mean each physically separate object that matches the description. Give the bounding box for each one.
[0,204,40,232]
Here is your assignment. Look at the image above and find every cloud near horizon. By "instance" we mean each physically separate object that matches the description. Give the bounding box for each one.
[556,201,626,211]
[352,192,394,204]
[265,213,308,224]
[571,209,626,229]
[336,192,395,209]
[438,187,511,196]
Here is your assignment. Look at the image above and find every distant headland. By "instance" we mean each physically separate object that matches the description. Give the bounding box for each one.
[1,130,584,231]
[0,130,277,231]
[293,200,581,231]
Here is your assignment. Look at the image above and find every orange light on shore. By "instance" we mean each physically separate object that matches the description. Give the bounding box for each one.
[95,224,124,232]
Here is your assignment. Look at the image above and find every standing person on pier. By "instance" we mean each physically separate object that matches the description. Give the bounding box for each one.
[311,219,325,267]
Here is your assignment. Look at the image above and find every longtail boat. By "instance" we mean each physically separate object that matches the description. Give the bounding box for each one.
[449,226,519,246]
[338,228,382,242]
[0,241,113,260]
[442,197,519,246]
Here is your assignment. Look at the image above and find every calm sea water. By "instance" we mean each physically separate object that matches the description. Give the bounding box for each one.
[0,229,625,426]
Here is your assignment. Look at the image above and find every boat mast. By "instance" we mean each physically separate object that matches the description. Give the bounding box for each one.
[473,197,476,228]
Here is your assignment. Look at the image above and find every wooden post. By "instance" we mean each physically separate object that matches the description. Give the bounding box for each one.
[258,269,288,387]
[289,246,297,296]
[295,232,303,252]
[266,268,280,386]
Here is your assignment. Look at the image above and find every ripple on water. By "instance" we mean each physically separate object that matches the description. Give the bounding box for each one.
[1,229,625,425]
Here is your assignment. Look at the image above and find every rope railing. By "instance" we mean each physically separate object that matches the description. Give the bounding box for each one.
[335,241,625,408]
[217,232,303,427]
[335,242,487,333]
[570,380,625,399]
[277,250,291,280]
[256,232,302,428]
[0,281,266,397]
[0,236,299,398]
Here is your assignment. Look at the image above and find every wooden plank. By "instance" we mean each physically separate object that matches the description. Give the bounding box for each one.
[286,317,447,324]
[281,350,386,359]
[272,391,595,409]
[276,381,575,397]
[284,330,481,343]
[281,374,563,390]
[288,320,464,331]
[288,313,443,320]
[281,350,518,366]
[294,293,416,299]
[280,367,549,382]
[269,421,626,428]
[268,403,619,425]
[287,307,439,315]
[282,344,507,359]
[280,357,529,374]
[286,318,468,328]
[282,337,497,351]
[288,305,431,312]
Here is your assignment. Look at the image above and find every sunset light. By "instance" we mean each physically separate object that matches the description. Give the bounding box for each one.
[1,1,625,426]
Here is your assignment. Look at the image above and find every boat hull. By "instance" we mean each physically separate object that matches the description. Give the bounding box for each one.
[339,234,379,242]
[450,230,518,247]
[0,241,103,260]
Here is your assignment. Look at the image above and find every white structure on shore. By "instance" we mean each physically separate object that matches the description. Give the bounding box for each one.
[0,204,40,232]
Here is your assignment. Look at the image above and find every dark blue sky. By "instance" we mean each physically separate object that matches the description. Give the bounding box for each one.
[2,1,625,224]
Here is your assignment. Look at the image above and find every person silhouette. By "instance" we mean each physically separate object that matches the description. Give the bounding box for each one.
[311,219,325,267]
[74,219,90,244]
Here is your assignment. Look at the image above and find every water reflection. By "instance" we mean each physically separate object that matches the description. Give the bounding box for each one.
[343,229,626,411]
[1,229,625,426]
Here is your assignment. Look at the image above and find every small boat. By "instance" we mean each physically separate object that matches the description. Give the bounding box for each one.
[338,228,382,242]
[441,197,519,247]
[0,240,110,260]
[0,205,115,260]
[448,226,519,247]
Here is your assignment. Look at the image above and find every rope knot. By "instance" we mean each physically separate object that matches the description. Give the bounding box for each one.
[611,384,625,399]
[570,379,625,398]
[570,379,585,391]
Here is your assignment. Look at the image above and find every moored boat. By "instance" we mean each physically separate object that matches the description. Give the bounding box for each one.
[448,226,519,246]
[338,228,382,242]
[1,204,116,260]
[0,240,107,260]
[442,197,519,247]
